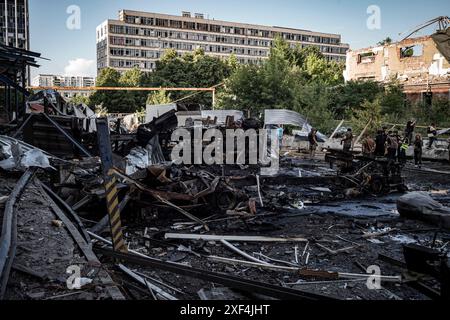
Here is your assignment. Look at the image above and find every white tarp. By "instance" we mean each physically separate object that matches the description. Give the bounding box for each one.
[0,137,54,171]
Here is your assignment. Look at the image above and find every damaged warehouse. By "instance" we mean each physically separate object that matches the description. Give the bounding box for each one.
[1,5,450,311]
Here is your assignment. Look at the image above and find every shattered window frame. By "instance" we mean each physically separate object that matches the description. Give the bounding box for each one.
[400,44,424,59]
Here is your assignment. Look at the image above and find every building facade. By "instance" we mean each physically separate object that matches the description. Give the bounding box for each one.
[0,0,29,49]
[32,74,96,99]
[97,10,349,74]
[344,35,450,102]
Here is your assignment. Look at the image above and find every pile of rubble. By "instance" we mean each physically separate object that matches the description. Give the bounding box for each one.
[1,92,450,301]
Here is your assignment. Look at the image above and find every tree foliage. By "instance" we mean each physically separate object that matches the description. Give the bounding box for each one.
[146,90,172,105]
[377,37,393,46]
[68,94,90,106]
[219,36,345,128]
[146,49,233,107]
[89,50,233,113]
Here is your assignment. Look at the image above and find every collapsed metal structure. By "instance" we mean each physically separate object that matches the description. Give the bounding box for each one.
[0,44,41,124]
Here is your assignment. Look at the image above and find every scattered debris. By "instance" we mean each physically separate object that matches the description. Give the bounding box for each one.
[1,88,449,301]
[397,192,450,229]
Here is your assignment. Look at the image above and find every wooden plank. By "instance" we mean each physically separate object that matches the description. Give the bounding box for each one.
[165,233,308,243]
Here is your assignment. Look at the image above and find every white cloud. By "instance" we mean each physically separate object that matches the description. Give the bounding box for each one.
[64,58,95,77]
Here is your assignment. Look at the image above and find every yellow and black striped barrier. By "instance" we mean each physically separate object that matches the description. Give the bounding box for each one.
[105,169,128,253]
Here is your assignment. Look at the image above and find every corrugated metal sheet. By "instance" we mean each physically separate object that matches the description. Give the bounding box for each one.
[264,109,307,127]
[265,109,327,140]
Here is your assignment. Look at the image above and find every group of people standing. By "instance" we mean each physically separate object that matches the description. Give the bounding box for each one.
[362,120,444,168]
[367,127,419,166]
[307,120,449,167]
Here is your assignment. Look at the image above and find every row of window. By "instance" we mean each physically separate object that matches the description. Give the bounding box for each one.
[109,41,270,57]
[108,28,349,55]
[109,35,347,56]
[109,59,156,70]
[110,29,274,48]
[108,56,263,70]
[110,47,163,59]
[112,20,343,45]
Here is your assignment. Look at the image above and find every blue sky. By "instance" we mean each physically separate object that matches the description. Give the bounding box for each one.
[29,0,450,79]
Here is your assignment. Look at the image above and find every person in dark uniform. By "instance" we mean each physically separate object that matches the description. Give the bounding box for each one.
[404,119,416,146]
[414,134,423,168]
[362,133,376,158]
[375,129,386,156]
[308,128,318,160]
[341,128,353,153]
[386,131,398,162]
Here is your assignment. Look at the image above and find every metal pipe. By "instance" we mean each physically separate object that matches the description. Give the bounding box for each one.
[0,169,36,299]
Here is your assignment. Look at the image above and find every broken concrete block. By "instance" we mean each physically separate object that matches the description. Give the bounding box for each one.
[397,192,450,229]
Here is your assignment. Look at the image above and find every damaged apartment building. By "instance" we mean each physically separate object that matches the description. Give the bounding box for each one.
[344,29,450,103]
[96,10,349,73]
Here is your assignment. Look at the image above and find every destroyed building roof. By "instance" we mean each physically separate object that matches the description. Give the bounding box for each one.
[432,28,450,63]
[0,44,42,77]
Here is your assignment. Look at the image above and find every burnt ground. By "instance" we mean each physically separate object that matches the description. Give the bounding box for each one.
[101,157,450,301]
[1,158,450,300]
[2,176,120,300]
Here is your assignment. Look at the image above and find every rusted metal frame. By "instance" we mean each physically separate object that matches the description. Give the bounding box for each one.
[147,177,220,202]
[110,168,209,230]
[0,168,36,299]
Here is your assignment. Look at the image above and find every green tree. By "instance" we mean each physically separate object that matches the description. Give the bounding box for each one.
[91,67,147,113]
[329,80,384,118]
[119,67,143,87]
[148,49,232,107]
[219,36,346,125]
[146,90,172,105]
[349,99,386,134]
[96,67,120,87]
[69,94,90,106]
[218,64,264,115]
[292,83,336,133]
[430,98,450,126]
[379,81,406,120]
[378,37,393,46]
